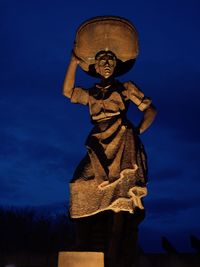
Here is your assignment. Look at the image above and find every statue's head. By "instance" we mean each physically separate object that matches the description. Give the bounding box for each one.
[94,51,117,79]
[88,49,135,78]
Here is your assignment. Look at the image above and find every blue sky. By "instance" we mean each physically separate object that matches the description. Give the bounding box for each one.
[1,0,200,252]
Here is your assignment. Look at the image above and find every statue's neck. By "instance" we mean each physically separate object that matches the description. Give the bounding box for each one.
[99,76,114,88]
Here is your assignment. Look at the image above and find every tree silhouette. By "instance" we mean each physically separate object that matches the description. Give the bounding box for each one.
[190,235,200,253]
[0,206,74,253]
[161,236,177,253]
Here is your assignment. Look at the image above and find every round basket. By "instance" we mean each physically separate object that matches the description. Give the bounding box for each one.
[74,16,139,75]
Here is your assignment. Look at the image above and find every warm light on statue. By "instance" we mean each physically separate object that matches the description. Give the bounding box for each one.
[61,16,157,267]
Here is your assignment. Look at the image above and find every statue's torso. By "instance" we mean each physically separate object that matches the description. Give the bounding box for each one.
[88,80,129,122]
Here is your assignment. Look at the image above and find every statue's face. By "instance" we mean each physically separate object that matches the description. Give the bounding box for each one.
[95,52,116,79]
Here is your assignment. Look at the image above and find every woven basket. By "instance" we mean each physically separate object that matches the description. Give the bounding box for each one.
[74,16,139,73]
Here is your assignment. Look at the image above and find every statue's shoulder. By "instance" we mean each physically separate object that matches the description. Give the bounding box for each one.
[114,80,131,98]
[122,80,142,95]
[123,80,137,89]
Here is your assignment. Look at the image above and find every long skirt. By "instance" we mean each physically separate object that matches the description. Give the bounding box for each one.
[70,115,148,218]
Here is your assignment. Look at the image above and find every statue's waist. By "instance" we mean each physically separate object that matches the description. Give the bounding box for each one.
[91,111,120,122]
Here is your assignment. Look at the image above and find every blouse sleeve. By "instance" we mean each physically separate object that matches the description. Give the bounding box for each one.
[123,81,152,111]
[70,87,89,105]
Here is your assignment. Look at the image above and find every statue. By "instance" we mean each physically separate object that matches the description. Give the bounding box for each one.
[62,16,157,267]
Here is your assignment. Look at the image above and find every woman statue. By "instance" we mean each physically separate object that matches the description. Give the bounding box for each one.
[62,18,157,267]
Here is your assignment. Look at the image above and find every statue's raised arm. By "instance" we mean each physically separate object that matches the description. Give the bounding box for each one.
[62,51,79,98]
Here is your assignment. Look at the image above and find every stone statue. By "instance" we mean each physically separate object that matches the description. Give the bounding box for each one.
[62,16,157,267]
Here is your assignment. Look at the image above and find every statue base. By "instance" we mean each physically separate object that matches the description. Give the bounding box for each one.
[58,252,104,267]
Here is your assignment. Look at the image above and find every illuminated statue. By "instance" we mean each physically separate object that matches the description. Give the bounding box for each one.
[63,16,157,267]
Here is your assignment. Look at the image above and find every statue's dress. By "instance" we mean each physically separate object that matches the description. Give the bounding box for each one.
[69,80,150,218]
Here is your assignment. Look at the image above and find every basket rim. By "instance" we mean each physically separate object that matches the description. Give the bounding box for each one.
[76,15,138,35]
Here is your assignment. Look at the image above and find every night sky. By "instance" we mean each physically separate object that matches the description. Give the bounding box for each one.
[1,0,200,252]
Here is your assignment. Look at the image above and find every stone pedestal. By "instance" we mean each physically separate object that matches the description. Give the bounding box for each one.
[58,252,104,267]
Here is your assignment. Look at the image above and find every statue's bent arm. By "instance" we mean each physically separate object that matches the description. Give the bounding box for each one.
[123,81,157,134]
[137,104,157,134]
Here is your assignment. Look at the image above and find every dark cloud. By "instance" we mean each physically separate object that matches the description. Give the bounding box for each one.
[0,179,19,198]
[0,125,84,205]
[144,194,200,220]
[0,131,20,157]
[152,168,183,181]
